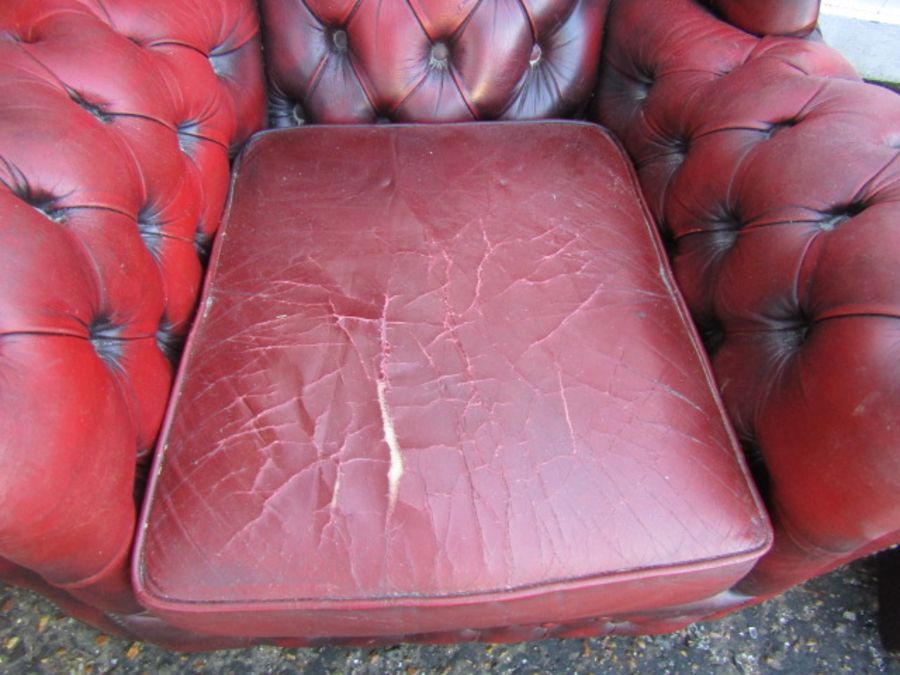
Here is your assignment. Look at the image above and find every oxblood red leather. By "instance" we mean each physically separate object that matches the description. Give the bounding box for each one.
[594,0,900,604]
[0,0,897,651]
[261,0,607,124]
[704,0,820,36]
[134,123,770,641]
[0,0,265,627]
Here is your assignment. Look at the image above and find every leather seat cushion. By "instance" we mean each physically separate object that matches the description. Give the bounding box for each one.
[134,122,771,640]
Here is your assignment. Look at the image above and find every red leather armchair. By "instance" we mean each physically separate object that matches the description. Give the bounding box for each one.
[0,0,897,650]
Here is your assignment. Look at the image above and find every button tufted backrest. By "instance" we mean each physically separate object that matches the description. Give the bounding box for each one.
[594,0,900,597]
[260,0,607,125]
[0,0,265,611]
[703,0,820,36]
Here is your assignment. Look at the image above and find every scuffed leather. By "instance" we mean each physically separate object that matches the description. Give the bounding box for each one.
[135,123,770,640]
[594,0,900,599]
[260,0,607,124]
[0,0,265,616]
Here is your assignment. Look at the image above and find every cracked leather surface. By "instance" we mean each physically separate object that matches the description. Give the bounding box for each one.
[594,0,900,602]
[136,122,770,640]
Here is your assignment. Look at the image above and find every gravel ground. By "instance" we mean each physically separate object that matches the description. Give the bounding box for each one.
[0,558,897,674]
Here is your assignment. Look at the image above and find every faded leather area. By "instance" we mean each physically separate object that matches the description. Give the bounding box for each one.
[135,122,770,638]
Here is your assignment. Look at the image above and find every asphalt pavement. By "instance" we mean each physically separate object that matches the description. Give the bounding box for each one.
[0,557,897,673]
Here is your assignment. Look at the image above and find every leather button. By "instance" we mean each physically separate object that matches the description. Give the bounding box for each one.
[291,102,305,125]
[66,88,111,123]
[765,118,800,139]
[430,42,450,67]
[88,315,123,367]
[819,203,864,231]
[262,0,604,121]
[156,320,182,364]
[331,28,348,53]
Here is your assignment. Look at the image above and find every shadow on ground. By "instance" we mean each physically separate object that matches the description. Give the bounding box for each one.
[0,558,897,673]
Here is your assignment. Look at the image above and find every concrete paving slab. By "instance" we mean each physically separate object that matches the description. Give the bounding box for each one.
[821,0,900,85]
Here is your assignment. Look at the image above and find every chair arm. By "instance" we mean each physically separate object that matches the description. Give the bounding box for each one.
[0,0,265,616]
[704,0,820,36]
[594,0,900,600]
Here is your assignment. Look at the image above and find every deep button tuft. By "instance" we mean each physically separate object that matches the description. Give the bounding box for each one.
[267,95,305,128]
[330,28,348,53]
[208,52,228,78]
[817,214,843,232]
[635,64,656,84]
[631,64,656,101]
[176,120,201,155]
[137,205,164,259]
[715,208,744,232]
[5,174,67,223]
[764,118,800,139]
[667,134,690,160]
[741,437,771,502]
[784,318,813,351]
[291,102,305,125]
[66,87,111,123]
[156,319,183,364]
[819,201,866,231]
[699,316,726,356]
[430,42,450,69]
[529,43,543,67]
[88,315,124,370]
[708,227,740,256]
[35,201,67,224]
[631,78,652,102]
[194,228,212,263]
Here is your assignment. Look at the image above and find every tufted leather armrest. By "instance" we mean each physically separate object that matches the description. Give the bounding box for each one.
[704,0,820,36]
[594,0,900,601]
[0,0,265,614]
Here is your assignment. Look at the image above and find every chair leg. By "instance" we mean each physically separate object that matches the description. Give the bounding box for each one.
[878,547,900,652]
